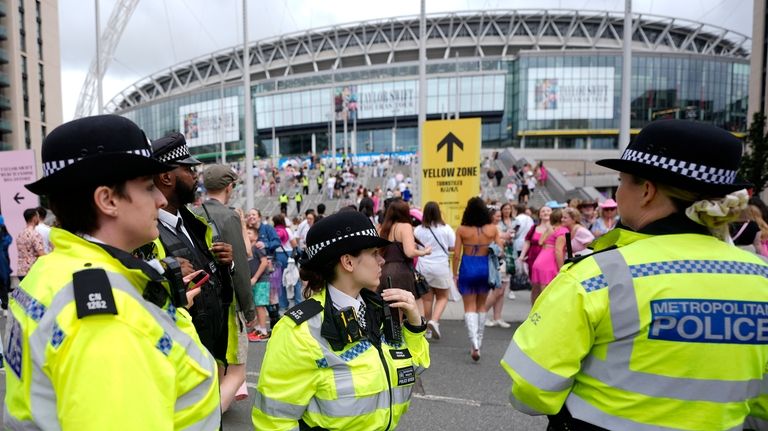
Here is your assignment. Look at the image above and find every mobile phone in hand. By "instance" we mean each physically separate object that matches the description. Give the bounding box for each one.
[190,271,210,289]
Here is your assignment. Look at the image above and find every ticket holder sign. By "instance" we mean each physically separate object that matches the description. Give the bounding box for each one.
[421,118,481,230]
[0,150,40,274]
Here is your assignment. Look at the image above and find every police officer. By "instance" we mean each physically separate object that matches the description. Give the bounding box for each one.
[149,132,234,365]
[252,211,430,430]
[501,120,768,429]
[5,115,220,429]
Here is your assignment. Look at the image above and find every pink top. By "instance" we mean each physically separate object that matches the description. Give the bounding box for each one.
[541,226,569,248]
[570,226,595,253]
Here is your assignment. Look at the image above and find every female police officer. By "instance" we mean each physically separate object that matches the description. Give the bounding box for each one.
[4,115,221,430]
[501,120,768,430]
[252,210,430,430]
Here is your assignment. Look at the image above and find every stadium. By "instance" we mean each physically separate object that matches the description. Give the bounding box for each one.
[107,9,751,162]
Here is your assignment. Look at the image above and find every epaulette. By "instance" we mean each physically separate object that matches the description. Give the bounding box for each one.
[72,269,118,319]
[562,245,618,269]
[284,299,322,325]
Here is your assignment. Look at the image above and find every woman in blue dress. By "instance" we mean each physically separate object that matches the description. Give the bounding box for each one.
[452,197,503,361]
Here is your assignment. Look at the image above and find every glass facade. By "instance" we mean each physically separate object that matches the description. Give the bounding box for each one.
[120,53,749,159]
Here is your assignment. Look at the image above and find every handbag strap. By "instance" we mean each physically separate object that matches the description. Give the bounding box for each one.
[427,226,448,255]
[732,221,750,242]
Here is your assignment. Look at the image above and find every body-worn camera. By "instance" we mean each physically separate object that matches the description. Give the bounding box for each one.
[335,306,364,344]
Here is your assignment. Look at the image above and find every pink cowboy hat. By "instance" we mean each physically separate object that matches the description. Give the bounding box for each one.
[599,199,618,208]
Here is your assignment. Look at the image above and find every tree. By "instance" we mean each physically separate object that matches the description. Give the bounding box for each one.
[739,112,768,194]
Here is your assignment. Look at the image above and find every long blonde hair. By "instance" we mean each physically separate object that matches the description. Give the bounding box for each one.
[748,205,768,241]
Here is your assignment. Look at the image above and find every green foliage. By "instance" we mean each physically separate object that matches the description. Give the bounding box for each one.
[739,112,768,194]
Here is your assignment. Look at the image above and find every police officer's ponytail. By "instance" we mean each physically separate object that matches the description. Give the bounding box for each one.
[299,266,331,299]
[655,181,749,241]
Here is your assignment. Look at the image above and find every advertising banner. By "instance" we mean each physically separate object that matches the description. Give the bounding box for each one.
[422,118,481,229]
[356,81,418,119]
[527,67,614,120]
[179,96,240,147]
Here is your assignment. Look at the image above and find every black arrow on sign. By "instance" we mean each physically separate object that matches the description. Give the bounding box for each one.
[437,132,464,163]
[13,192,24,204]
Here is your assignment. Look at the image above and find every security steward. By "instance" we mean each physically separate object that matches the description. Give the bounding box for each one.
[252,211,430,430]
[501,120,768,430]
[4,115,220,430]
[294,190,303,214]
[148,132,234,365]
[316,174,324,194]
[279,191,289,215]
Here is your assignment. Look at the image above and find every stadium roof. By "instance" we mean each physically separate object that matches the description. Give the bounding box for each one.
[107,9,751,112]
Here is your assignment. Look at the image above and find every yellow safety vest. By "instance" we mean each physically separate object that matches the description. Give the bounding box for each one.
[295,193,303,203]
[4,228,220,430]
[279,194,289,204]
[302,176,309,187]
[501,226,768,430]
[252,287,430,430]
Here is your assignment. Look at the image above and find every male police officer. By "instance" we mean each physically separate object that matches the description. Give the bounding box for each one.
[501,120,768,429]
[5,116,220,430]
[150,132,234,364]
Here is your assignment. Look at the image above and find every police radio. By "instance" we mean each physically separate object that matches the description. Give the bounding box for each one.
[160,257,187,308]
[382,276,402,343]
[334,306,364,344]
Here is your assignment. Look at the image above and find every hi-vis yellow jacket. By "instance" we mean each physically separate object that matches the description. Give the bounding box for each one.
[252,287,430,430]
[4,228,220,430]
[501,223,768,430]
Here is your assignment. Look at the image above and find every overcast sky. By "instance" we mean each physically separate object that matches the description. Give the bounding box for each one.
[58,0,753,121]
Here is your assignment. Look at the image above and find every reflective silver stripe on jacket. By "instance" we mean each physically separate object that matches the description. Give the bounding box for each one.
[565,394,741,431]
[3,412,43,431]
[307,386,412,417]
[305,313,413,415]
[25,272,220,430]
[502,341,573,392]
[253,390,307,420]
[576,250,762,408]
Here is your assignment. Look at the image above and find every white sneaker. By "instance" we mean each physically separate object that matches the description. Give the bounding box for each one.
[484,318,497,327]
[427,320,441,340]
[508,291,516,300]
[496,319,511,328]
[425,329,432,340]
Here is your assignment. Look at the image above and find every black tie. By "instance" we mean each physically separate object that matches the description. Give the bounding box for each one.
[175,218,196,251]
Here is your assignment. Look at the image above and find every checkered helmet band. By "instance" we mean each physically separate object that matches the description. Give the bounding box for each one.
[156,144,192,164]
[305,228,380,259]
[620,148,737,185]
[41,148,152,177]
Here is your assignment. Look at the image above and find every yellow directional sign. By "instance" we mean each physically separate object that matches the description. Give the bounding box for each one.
[422,118,481,229]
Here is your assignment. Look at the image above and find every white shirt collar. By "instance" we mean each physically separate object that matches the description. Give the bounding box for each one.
[327,283,363,311]
[157,208,195,248]
[81,233,105,244]
[158,208,180,230]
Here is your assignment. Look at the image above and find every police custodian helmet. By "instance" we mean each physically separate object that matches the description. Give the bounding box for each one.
[26,115,172,195]
[300,211,390,270]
